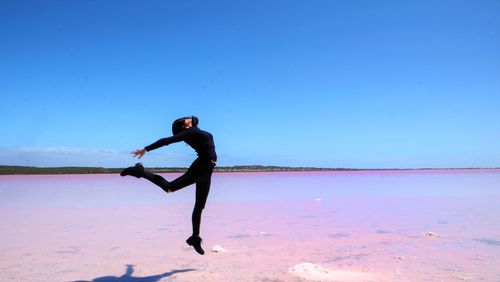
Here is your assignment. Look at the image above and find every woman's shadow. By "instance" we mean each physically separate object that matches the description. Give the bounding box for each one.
[72,264,195,282]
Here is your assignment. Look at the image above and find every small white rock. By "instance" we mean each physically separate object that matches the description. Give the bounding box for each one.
[211,245,224,253]
[425,231,440,238]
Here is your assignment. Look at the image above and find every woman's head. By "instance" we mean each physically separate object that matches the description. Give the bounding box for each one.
[172,116,199,135]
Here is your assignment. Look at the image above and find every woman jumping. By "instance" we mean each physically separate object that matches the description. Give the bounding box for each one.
[120,116,217,255]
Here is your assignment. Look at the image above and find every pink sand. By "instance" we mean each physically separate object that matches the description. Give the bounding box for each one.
[1,170,500,281]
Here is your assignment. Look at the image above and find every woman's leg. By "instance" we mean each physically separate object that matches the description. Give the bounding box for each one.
[141,158,206,194]
[142,169,198,194]
[141,171,171,193]
[192,176,211,236]
[186,172,212,255]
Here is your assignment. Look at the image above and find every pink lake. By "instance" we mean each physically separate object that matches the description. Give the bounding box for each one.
[1,170,500,281]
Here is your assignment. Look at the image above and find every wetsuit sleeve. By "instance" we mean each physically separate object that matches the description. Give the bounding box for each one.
[144,130,190,152]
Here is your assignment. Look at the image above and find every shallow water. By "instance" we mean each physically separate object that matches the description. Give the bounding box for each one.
[1,170,500,281]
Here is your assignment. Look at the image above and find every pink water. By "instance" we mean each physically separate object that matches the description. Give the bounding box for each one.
[1,170,500,281]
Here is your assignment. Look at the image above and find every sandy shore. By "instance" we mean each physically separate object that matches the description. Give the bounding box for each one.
[1,171,500,281]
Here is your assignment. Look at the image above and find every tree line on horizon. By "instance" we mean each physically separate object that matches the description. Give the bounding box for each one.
[0,165,350,175]
[0,165,494,175]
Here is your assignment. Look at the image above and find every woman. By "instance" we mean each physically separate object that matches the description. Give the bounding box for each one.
[120,116,217,255]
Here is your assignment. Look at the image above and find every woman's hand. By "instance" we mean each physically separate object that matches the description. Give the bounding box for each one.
[131,148,147,159]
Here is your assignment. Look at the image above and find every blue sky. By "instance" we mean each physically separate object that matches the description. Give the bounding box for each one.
[1,0,499,168]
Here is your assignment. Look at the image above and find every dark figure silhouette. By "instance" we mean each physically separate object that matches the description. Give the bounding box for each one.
[72,264,195,282]
[121,116,217,255]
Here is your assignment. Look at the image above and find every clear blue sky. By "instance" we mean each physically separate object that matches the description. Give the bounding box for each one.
[1,0,499,168]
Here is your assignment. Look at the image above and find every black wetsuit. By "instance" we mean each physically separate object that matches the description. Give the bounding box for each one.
[142,127,217,236]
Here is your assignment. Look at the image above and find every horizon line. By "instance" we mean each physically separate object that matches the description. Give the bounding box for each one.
[1,165,499,170]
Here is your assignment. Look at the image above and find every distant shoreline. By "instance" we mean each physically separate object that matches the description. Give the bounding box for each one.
[0,165,499,175]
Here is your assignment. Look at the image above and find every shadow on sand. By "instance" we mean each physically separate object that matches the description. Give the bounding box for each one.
[72,264,196,282]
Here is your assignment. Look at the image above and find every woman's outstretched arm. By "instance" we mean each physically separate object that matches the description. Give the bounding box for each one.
[131,135,179,159]
[144,130,189,152]
[131,128,191,159]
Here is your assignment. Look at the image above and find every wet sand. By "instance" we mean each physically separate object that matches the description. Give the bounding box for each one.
[1,170,500,281]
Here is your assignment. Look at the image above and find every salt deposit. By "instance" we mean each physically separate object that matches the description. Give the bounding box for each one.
[289,263,386,281]
[289,262,335,281]
[211,245,224,253]
[425,231,440,239]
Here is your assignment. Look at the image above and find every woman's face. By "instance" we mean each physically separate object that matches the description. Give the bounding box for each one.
[183,118,193,129]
